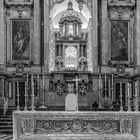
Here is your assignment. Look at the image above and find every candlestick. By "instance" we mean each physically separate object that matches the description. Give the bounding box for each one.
[98,74,102,108]
[127,82,131,112]
[37,74,39,94]
[40,73,47,109]
[24,81,27,111]
[31,74,35,111]
[120,82,123,111]
[135,81,139,111]
[111,74,114,101]
[17,81,20,111]
[108,79,111,99]
[105,75,107,100]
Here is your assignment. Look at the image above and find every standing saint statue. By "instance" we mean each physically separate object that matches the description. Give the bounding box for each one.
[14,27,25,56]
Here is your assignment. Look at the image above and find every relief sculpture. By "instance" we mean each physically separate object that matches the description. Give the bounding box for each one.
[111,21,128,61]
[12,20,30,60]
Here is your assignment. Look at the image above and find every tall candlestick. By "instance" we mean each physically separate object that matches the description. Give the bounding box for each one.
[31,74,35,111]
[43,73,45,104]
[17,81,20,111]
[27,74,28,99]
[40,73,47,108]
[135,81,139,111]
[120,82,123,111]
[24,82,27,111]
[108,79,111,99]
[111,74,114,101]
[37,74,40,96]
[127,82,131,111]
[105,75,107,100]
[98,74,102,108]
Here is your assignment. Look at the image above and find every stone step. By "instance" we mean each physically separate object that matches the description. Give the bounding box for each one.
[0,118,12,121]
[0,125,12,128]
[0,134,13,140]
[0,129,13,134]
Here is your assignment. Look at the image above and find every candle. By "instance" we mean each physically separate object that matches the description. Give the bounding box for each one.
[105,75,107,99]
[43,74,44,90]
[127,82,131,111]
[108,79,111,98]
[37,74,40,95]
[120,82,123,111]
[112,74,113,100]
[24,82,27,111]
[17,81,20,111]
[31,74,35,111]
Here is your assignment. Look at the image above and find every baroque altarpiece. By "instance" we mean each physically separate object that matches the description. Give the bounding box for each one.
[0,0,139,111]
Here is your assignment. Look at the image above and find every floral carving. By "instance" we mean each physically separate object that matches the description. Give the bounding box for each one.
[78,81,87,96]
[22,119,34,135]
[55,80,64,95]
[78,56,88,71]
[55,56,64,71]
[35,119,119,134]
[120,119,132,134]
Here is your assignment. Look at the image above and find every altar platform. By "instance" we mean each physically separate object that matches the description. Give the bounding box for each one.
[12,111,140,140]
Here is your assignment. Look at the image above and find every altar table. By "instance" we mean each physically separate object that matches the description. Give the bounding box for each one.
[13,111,140,140]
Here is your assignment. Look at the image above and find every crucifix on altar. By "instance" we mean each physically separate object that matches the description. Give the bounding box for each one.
[65,75,81,111]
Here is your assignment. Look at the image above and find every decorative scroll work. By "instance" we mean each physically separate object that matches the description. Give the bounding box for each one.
[108,0,135,20]
[21,118,133,135]
[108,0,135,4]
[35,119,119,134]
[22,118,34,135]
[55,80,64,95]
[120,119,133,134]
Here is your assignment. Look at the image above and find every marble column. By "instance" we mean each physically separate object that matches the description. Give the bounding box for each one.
[0,0,5,67]
[92,0,98,72]
[33,0,41,65]
[44,0,50,72]
[101,0,108,66]
[136,0,140,67]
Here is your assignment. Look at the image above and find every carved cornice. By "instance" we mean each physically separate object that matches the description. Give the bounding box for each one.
[5,0,33,19]
[108,0,135,19]
[108,0,135,5]
[5,0,34,8]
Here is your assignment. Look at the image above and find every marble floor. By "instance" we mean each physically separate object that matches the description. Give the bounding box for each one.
[0,134,13,140]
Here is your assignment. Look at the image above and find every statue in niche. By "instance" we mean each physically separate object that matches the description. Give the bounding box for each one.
[111,21,128,61]
[12,20,30,60]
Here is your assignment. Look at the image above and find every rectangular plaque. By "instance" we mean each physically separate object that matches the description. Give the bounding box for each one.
[111,21,128,61]
[65,46,77,68]
[11,20,30,61]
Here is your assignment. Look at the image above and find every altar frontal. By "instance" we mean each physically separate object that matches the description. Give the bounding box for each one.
[13,111,140,140]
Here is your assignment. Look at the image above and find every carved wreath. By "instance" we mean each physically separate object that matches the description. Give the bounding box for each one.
[78,83,87,96]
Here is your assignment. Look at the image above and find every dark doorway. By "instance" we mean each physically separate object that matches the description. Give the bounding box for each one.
[16,82,25,107]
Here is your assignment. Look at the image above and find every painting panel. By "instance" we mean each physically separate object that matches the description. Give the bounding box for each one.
[111,21,128,61]
[12,20,30,61]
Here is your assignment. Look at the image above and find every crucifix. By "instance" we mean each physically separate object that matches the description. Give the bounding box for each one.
[72,75,81,111]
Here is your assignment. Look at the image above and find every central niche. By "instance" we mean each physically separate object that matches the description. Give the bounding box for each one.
[49,0,92,72]
[65,45,77,68]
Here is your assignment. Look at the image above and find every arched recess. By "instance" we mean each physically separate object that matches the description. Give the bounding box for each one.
[45,0,94,72]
